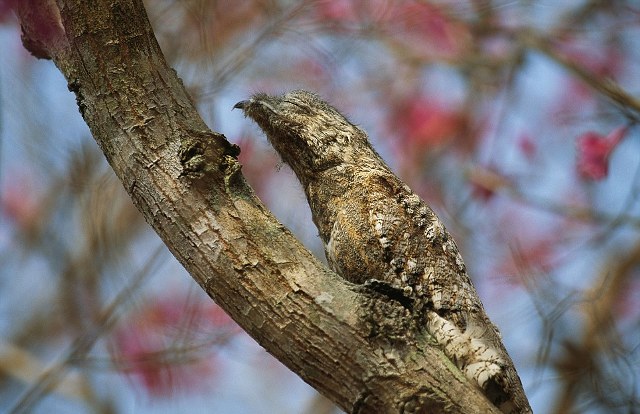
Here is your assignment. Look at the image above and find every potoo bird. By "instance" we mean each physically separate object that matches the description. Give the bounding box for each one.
[234,90,531,414]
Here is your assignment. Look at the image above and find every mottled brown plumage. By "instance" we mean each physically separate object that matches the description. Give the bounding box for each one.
[235,90,531,413]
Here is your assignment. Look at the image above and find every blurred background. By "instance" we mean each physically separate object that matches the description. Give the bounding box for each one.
[1,0,639,413]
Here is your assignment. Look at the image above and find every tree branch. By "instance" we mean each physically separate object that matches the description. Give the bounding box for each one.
[14,0,501,412]
[519,31,640,118]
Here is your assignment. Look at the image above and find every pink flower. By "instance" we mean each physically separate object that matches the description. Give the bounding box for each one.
[389,2,469,58]
[576,126,628,181]
[1,173,40,232]
[110,294,240,396]
[517,134,536,160]
[390,95,463,151]
[314,0,358,23]
[495,236,558,285]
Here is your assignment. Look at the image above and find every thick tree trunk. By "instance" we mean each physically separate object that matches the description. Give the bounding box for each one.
[14,0,503,412]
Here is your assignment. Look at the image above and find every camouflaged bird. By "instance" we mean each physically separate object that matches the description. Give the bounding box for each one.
[234,90,531,414]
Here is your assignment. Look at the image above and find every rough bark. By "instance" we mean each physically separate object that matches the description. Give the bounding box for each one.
[14,0,504,412]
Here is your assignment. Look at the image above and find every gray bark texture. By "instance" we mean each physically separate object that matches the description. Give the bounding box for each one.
[14,0,521,412]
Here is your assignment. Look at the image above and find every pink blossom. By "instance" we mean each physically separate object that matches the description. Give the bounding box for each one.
[576,126,628,181]
[1,174,40,232]
[314,0,358,23]
[517,134,536,160]
[380,2,471,59]
[390,95,463,151]
[558,39,623,79]
[110,294,240,396]
[495,238,557,285]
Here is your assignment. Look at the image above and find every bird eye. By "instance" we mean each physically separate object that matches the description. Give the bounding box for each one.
[284,100,313,115]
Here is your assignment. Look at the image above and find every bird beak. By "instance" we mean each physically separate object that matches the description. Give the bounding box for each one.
[233,100,249,110]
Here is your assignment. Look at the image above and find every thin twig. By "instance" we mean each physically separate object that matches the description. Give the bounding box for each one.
[8,244,167,414]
